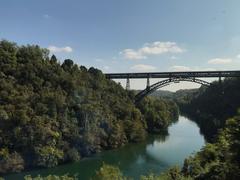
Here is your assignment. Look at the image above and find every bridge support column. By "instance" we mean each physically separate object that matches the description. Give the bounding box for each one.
[219,76,224,94]
[146,77,150,89]
[219,76,222,84]
[126,78,130,90]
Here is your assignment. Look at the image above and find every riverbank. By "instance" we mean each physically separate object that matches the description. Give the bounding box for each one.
[3,116,204,180]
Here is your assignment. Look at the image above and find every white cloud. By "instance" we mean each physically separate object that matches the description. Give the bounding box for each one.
[237,54,240,59]
[121,41,184,60]
[121,49,147,60]
[48,46,73,53]
[140,42,184,55]
[170,65,191,71]
[208,58,232,64]
[130,64,156,72]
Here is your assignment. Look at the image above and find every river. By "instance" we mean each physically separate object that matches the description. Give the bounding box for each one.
[4,116,205,180]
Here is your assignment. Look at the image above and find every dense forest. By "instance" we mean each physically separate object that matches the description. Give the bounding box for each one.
[136,96,178,133]
[177,78,240,142]
[88,77,240,180]
[152,79,240,142]
[15,108,240,180]
[0,40,179,175]
[90,110,240,180]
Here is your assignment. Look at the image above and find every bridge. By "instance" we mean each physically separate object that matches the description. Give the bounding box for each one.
[105,70,240,102]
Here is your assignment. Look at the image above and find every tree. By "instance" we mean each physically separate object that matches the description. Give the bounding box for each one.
[50,55,58,64]
[35,146,64,168]
[94,163,127,180]
[62,59,74,71]
[0,149,24,174]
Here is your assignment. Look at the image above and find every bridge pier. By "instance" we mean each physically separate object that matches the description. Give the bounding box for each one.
[219,76,222,84]
[126,78,130,90]
[218,76,224,94]
[146,77,150,89]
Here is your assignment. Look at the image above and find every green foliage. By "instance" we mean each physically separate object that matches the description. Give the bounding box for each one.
[93,163,128,180]
[24,175,77,180]
[170,80,240,179]
[35,146,64,168]
[137,96,179,133]
[93,164,191,180]
[108,121,127,148]
[142,167,192,180]
[0,40,178,174]
[0,150,24,174]
[177,78,240,141]
[65,148,81,162]
[180,113,240,180]
[94,113,240,180]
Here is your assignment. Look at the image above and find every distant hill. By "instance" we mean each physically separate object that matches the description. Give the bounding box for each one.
[135,88,200,101]
[150,90,174,98]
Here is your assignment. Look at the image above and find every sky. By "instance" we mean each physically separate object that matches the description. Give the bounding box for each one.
[1,0,240,91]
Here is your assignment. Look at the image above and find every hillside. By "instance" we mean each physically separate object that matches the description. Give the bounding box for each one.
[91,78,240,180]
[93,111,240,180]
[146,88,200,102]
[178,78,240,141]
[0,40,178,174]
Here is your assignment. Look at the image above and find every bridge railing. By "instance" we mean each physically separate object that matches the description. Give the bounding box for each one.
[105,70,240,79]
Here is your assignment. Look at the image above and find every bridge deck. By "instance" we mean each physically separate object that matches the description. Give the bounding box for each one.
[105,70,240,79]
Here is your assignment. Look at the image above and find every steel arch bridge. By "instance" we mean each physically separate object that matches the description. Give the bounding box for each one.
[134,77,211,103]
[105,70,240,103]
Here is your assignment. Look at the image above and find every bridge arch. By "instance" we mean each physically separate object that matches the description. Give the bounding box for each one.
[135,77,211,103]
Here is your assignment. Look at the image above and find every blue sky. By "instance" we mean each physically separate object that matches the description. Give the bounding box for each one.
[1,0,240,91]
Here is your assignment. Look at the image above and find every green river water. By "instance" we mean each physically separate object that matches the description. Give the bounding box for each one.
[4,116,205,180]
